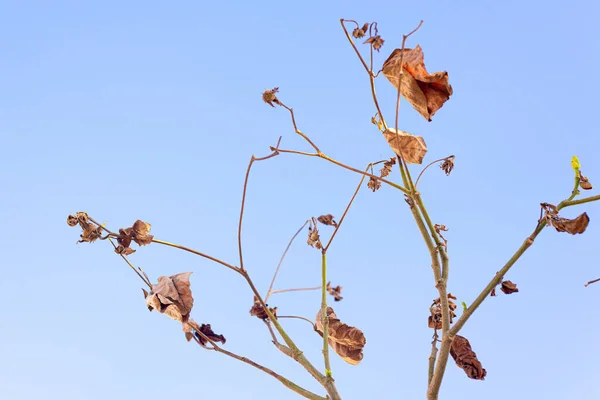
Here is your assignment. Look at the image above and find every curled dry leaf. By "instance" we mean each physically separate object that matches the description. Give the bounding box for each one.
[541,203,590,235]
[364,35,384,51]
[379,158,396,178]
[440,155,455,175]
[262,87,282,107]
[383,128,427,164]
[315,307,366,365]
[382,45,453,121]
[326,281,343,302]
[317,214,338,227]
[367,177,382,192]
[115,245,136,256]
[500,280,519,295]
[131,220,153,245]
[579,170,593,190]
[352,23,369,39]
[450,335,487,380]
[145,272,194,328]
[68,212,104,243]
[434,224,449,248]
[194,322,227,346]
[429,293,458,329]
[249,296,278,320]
[307,220,322,249]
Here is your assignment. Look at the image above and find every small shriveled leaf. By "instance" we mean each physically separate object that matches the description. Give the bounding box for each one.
[131,220,153,246]
[579,171,593,190]
[440,155,455,175]
[383,128,427,164]
[382,45,452,121]
[67,214,79,227]
[364,35,384,51]
[326,281,343,302]
[307,225,322,249]
[352,23,369,39]
[115,245,136,256]
[262,87,281,107]
[552,212,590,234]
[450,335,487,380]
[367,177,381,192]
[195,323,226,346]
[315,307,366,365]
[379,158,396,178]
[318,214,338,227]
[249,296,278,320]
[500,280,519,295]
[78,223,103,243]
[434,224,449,247]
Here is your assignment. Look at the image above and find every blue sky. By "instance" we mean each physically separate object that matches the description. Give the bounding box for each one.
[1,1,600,399]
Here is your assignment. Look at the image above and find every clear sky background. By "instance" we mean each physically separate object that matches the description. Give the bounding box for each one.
[1,1,600,399]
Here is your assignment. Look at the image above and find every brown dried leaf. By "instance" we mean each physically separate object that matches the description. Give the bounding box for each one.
[131,220,153,246]
[579,171,593,190]
[367,177,381,192]
[262,87,281,107]
[326,281,343,302]
[195,323,226,346]
[307,224,322,249]
[315,307,366,365]
[450,335,487,380]
[500,280,519,295]
[145,272,194,323]
[78,223,103,243]
[364,35,384,51]
[429,294,457,329]
[383,128,427,164]
[380,158,396,178]
[352,23,369,39]
[382,45,452,121]
[551,212,590,234]
[440,155,455,175]
[115,245,136,256]
[249,296,278,320]
[67,214,79,227]
[317,214,338,227]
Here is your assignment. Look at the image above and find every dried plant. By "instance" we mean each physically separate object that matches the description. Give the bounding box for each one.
[66,17,600,400]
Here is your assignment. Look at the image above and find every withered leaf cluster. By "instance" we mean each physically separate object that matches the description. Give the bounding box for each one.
[315,307,366,365]
[249,296,278,320]
[317,214,338,227]
[434,224,449,248]
[382,45,452,121]
[450,335,487,380]
[67,212,104,243]
[429,293,457,330]
[144,272,194,323]
[307,218,323,249]
[579,170,593,190]
[192,322,227,346]
[383,128,427,165]
[367,177,382,192]
[379,158,396,178]
[262,87,282,107]
[440,155,455,176]
[541,203,590,235]
[116,220,154,255]
[364,35,384,52]
[491,280,519,296]
[326,281,343,302]
[352,23,369,39]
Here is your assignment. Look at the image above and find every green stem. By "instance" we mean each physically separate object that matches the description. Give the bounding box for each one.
[321,251,332,377]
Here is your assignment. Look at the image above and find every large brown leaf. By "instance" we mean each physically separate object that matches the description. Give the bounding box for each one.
[383,128,427,164]
[450,335,487,380]
[382,45,452,121]
[145,272,194,323]
[315,307,366,365]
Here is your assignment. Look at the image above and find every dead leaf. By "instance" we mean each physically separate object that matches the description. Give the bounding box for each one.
[78,223,103,243]
[551,212,590,234]
[262,87,282,107]
[352,23,369,39]
[429,294,458,329]
[500,280,519,295]
[307,219,322,249]
[145,272,194,324]
[440,155,455,175]
[367,177,381,192]
[382,45,452,121]
[194,323,226,346]
[364,35,384,51]
[383,128,427,164]
[249,296,278,320]
[131,220,153,245]
[579,171,593,190]
[315,307,366,365]
[326,281,343,302]
[318,214,338,227]
[115,245,136,256]
[380,158,396,178]
[450,335,487,380]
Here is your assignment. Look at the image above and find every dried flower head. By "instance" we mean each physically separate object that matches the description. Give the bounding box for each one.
[262,87,282,107]
[367,177,382,192]
[249,296,278,320]
[317,214,338,227]
[307,218,322,249]
[352,22,369,39]
[440,155,455,175]
[500,280,519,294]
[364,35,385,51]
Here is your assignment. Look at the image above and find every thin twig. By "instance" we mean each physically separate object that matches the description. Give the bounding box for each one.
[263,320,296,358]
[191,324,326,400]
[278,315,318,330]
[324,164,368,251]
[279,103,321,153]
[151,238,239,272]
[320,251,332,377]
[585,277,600,287]
[415,157,452,188]
[269,286,322,295]
[266,220,310,302]
[108,238,152,288]
[428,329,439,386]
[238,138,282,271]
